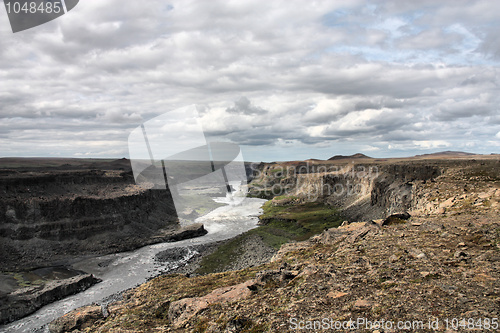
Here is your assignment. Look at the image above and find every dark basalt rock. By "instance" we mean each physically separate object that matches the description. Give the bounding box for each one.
[0,274,100,325]
[166,223,207,242]
[0,169,179,271]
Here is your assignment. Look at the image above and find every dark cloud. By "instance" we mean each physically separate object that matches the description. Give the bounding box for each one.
[478,29,500,60]
[226,97,267,115]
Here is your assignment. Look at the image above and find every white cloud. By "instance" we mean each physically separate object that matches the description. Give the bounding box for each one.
[412,140,451,149]
[1,0,500,160]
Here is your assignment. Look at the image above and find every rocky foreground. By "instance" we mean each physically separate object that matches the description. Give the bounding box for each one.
[47,157,500,332]
[47,210,500,333]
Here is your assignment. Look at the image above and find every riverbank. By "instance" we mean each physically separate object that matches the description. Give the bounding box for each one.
[0,223,207,326]
[0,195,267,333]
[155,196,344,277]
[155,235,276,277]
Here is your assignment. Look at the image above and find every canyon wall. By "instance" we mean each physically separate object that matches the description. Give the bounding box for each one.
[0,169,178,271]
[248,161,442,221]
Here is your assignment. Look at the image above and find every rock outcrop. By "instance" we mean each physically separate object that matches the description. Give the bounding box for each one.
[0,274,100,325]
[248,160,441,221]
[48,304,103,333]
[168,279,257,328]
[164,223,207,242]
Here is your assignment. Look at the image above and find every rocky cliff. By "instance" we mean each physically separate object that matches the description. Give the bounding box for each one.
[248,160,441,221]
[0,273,100,325]
[0,168,178,271]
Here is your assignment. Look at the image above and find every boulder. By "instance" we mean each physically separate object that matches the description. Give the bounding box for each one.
[168,280,256,328]
[166,223,207,242]
[353,298,372,310]
[382,212,411,226]
[0,274,100,325]
[48,304,103,333]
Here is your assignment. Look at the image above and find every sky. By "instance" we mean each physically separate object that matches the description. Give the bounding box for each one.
[0,0,499,162]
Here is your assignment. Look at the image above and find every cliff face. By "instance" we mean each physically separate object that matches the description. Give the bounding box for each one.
[248,161,441,220]
[0,273,100,325]
[0,169,178,271]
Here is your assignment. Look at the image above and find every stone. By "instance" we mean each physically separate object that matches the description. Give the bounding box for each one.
[353,299,372,309]
[408,248,427,259]
[388,254,400,263]
[420,271,431,278]
[327,291,349,299]
[48,305,103,333]
[166,223,208,242]
[256,267,299,283]
[382,212,411,225]
[454,250,468,258]
[225,317,252,332]
[168,280,257,328]
[345,223,379,243]
[279,270,298,281]
[441,197,455,208]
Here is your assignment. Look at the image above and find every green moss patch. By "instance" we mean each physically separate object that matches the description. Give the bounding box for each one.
[196,197,343,274]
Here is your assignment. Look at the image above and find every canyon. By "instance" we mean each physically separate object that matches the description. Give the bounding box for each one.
[53,154,500,332]
[0,161,180,271]
[1,155,500,332]
[248,158,442,221]
[0,158,207,325]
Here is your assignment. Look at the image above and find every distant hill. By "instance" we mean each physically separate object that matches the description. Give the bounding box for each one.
[87,158,132,171]
[328,153,372,161]
[413,151,476,158]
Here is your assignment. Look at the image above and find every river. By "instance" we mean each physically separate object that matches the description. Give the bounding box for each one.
[0,186,266,333]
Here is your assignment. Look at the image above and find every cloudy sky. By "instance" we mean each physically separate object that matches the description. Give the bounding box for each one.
[1,0,499,161]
